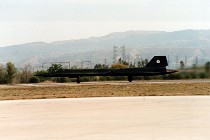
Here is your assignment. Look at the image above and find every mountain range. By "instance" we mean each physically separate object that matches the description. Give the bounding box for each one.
[1,29,210,69]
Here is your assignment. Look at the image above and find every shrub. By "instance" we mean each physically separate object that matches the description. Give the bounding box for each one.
[29,76,40,83]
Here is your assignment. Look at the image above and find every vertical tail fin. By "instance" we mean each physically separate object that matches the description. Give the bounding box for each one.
[146,56,168,67]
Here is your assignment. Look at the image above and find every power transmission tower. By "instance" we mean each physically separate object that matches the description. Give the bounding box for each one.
[167,55,170,66]
[121,45,126,61]
[176,56,179,68]
[113,46,118,64]
[104,59,107,66]
[195,56,198,67]
[135,54,140,67]
[185,56,187,67]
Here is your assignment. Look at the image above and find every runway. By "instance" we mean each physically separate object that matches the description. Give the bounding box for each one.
[1,79,210,88]
[1,96,210,140]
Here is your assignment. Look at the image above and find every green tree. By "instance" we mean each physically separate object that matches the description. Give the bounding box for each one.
[47,64,63,73]
[0,65,7,84]
[118,58,129,65]
[34,70,48,82]
[29,76,40,83]
[137,61,141,67]
[180,61,185,70]
[94,64,109,69]
[138,59,149,67]
[129,62,135,68]
[6,62,17,84]
[205,61,210,73]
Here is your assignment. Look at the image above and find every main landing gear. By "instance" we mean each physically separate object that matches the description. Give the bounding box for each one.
[128,76,133,82]
[76,77,80,84]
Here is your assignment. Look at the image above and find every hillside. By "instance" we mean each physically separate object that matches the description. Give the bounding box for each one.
[1,29,210,68]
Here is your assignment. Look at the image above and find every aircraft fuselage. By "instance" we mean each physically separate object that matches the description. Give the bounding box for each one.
[43,67,175,78]
[36,56,177,83]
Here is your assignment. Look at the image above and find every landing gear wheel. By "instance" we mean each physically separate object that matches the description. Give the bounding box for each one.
[128,76,133,82]
[76,77,80,84]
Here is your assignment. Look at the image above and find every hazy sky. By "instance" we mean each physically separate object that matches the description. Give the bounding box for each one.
[1,0,210,47]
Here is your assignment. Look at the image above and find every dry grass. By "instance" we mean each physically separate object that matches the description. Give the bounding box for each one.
[0,80,210,100]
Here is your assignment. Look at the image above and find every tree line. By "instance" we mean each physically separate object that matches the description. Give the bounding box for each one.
[0,63,42,84]
[0,59,210,84]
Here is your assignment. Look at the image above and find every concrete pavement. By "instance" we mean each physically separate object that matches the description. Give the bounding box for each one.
[1,96,210,140]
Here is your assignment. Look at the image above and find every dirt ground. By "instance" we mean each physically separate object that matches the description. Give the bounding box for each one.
[0,80,210,100]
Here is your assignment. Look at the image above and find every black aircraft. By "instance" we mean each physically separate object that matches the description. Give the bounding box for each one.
[36,56,177,83]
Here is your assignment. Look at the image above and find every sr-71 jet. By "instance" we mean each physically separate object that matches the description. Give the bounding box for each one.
[36,56,177,83]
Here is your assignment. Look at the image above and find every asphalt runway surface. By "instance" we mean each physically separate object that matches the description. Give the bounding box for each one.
[1,96,210,140]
